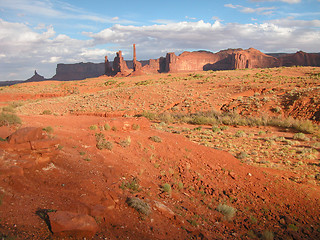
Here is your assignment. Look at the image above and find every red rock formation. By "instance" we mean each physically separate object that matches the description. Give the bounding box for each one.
[104,56,112,75]
[162,48,279,72]
[231,48,280,69]
[48,211,98,238]
[278,51,320,67]
[51,62,105,81]
[133,44,142,71]
[113,51,130,76]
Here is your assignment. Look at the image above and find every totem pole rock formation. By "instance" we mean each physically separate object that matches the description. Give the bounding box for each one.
[133,44,142,71]
[113,50,129,75]
[104,56,112,75]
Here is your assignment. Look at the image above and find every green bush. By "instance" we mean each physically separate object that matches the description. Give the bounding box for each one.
[235,130,246,138]
[120,177,140,192]
[0,112,21,126]
[293,132,309,141]
[89,125,98,130]
[162,183,172,194]
[42,126,54,133]
[104,123,111,131]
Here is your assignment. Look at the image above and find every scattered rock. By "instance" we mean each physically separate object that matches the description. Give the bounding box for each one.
[48,211,99,238]
[8,127,46,144]
[154,201,175,218]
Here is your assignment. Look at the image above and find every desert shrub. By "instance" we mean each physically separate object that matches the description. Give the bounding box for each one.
[42,126,54,133]
[177,182,184,190]
[95,133,113,150]
[132,124,140,130]
[120,136,131,148]
[162,183,172,194]
[293,120,315,134]
[89,125,98,130]
[104,123,111,131]
[220,125,229,131]
[158,112,175,124]
[120,177,140,192]
[105,79,117,86]
[126,197,151,216]
[293,132,309,141]
[262,230,274,240]
[2,106,15,113]
[149,136,162,143]
[235,130,246,138]
[0,112,21,126]
[237,151,249,159]
[216,204,237,221]
[271,106,281,113]
[141,111,157,121]
[42,110,52,115]
[212,126,221,132]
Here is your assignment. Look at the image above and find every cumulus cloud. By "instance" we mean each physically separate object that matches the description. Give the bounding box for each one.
[225,4,276,15]
[0,17,319,81]
[86,19,319,56]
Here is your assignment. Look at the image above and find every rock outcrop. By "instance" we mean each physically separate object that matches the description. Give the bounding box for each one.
[162,48,280,73]
[104,56,112,75]
[278,51,320,67]
[231,48,280,69]
[10,47,320,87]
[51,62,105,81]
[48,211,99,238]
[113,51,130,76]
[25,70,45,82]
[132,44,142,72]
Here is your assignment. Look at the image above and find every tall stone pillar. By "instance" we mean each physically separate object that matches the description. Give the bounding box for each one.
[133,44,142,71]
[105,56,112,75]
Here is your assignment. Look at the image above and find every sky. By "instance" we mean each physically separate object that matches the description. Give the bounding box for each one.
[0,0,319,81]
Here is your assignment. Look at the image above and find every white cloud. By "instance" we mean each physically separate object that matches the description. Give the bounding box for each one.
[225,4,276,15]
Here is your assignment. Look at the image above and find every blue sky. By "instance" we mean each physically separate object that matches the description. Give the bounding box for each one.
[0,0,319,81]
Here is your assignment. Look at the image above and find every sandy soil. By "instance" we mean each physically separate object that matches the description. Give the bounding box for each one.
[0,66,319,239]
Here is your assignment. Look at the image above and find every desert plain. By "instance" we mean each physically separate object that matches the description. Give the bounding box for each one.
[0,66,320,239]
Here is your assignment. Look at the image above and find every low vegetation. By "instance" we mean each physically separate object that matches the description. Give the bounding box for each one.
[126,197,151,216]
[141,110,319,135]
[0,112,21,126]
[95,133,113,150]
[216,204,237,221]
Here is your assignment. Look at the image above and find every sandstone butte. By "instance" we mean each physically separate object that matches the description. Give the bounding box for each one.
[22,46,320,83]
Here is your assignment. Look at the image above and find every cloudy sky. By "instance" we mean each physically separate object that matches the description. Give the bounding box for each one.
[0,0,319,81]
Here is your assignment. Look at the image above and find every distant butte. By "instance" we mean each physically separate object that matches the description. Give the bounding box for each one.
[8,46,320,85]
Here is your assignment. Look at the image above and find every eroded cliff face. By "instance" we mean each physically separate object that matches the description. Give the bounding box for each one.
[163,48,281,73]
[22,48,320,84]
[278,51,320,67]
[51,62,105,81]
[231,48,280,69]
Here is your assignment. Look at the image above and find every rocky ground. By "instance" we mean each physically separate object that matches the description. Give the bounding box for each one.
[0,66,319,239]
